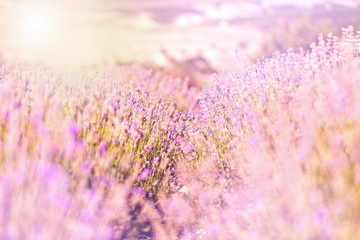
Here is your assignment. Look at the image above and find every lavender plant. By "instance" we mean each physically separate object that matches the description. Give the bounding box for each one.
[0,26,359,239]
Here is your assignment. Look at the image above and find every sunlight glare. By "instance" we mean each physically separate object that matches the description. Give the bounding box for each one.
[15,3,64,49]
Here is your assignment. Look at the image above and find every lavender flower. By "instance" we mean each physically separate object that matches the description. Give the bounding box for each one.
[139,168,151,180]
[98,142,107,156]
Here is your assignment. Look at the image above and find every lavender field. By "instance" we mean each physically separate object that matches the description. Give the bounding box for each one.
[0,25,359,239]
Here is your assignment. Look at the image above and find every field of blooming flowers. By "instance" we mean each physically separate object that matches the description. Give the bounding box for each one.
[0,26,359,239]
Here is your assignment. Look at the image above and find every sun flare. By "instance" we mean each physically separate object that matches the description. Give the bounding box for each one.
[14,3,64,49]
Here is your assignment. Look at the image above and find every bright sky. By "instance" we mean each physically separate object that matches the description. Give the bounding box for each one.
[0,0,359,69]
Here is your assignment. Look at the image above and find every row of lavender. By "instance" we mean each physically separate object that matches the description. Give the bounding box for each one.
[0,26,359,239]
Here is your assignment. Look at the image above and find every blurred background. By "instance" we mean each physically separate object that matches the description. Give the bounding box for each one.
[0,0,359,77]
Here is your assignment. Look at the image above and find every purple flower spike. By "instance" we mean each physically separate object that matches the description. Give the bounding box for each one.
[139,168,151,180]
[133,186,144,195]
[110,100,120,112]
[98,142,107,156]
[69,123,79,139]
